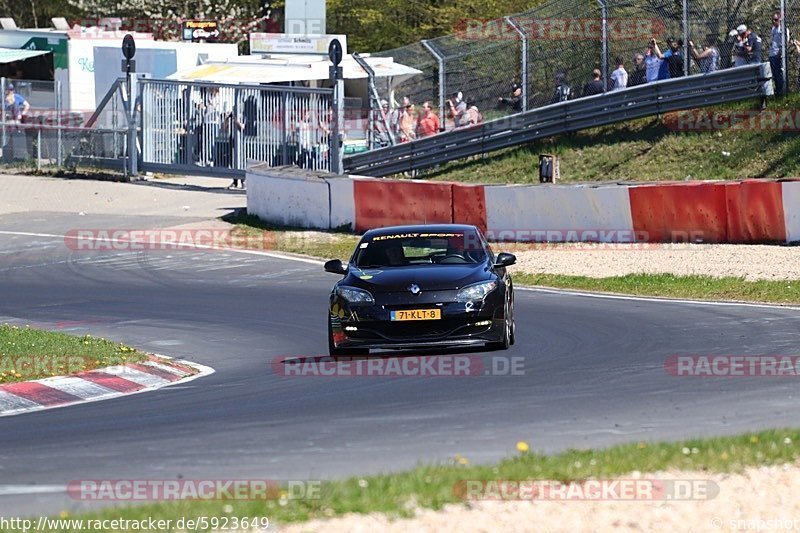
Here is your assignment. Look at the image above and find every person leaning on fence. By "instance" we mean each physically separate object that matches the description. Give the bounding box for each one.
[416,101,440,138]
[447,92,468,128]
[610,57,628,91]
[376,99,394,145]
[769,12,789,97]
[582,69,604,97]
[689,35,720,74]
[497,82,523,113]
[398,100,417,142]
[644,40,662,83]
[550,73,572,103]
[214,110,244,188]
[466,99,482,125]
[3,83,29,123]
[629,54,647,86]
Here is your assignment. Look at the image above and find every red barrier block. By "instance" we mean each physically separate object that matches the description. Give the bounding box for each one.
[724,180,786,243]
[629,183,728,242]
[353,179,453,232]
[452,184,487,233]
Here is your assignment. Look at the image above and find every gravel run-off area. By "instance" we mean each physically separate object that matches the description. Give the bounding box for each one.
[278,462,800,533]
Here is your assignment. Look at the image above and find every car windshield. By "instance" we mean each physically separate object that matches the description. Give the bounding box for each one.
[354,231,487,267]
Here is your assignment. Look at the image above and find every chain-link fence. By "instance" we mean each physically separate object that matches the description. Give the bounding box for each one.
[374,0,800,129]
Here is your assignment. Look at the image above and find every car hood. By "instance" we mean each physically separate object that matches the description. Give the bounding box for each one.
[342,263,492,293]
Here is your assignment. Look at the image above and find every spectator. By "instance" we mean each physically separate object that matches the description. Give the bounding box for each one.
[3,83,29,123]
[398,101,417,142]
[497,82,523,113]
[742,24,763,64]
[731,28,749,66]
[629,53,647,86]
[644,40,662,82]
[216,110,244,187]
[653,37,683,79]
[610,57,628,90]
[689,35,720,73]
[582,69,604,97]
[375,99,394,146]
[466,99,482,125]
[416,101,440,138]
[769,12,789,96]
[447,91,468,128]
[550,72,572,103]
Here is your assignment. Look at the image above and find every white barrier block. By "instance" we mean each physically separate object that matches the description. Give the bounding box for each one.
[783,181,800,243]
[326,176,356,230]
[246,165,331,229]
[485,184,634,241]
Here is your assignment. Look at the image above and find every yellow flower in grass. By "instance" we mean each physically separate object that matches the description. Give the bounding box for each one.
[750,435,759,444]
[516,441,530,453]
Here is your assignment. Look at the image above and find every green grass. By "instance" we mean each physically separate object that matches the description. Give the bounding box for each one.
[224,212,360,260]
[0,324,145,383]
[32,428,800,532]
[421,95,800,183]
[512,272,800,305]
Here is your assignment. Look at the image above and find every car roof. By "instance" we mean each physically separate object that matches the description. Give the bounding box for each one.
[362,224,480,238]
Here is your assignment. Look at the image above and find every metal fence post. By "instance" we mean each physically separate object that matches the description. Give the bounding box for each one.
[127,73,138,178]
[506,16,528,111]
[421,40,446,130]
[683,0,689,76]
[329,68,344,174]
[56,80,63,167]
[1,77,5,158]
[781,0,788,96]
[597,0,608,93]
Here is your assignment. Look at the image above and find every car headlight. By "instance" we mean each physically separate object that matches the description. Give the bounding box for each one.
[336,286,374,303]
[456,281,498,301]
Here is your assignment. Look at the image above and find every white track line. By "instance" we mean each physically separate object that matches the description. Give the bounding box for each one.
[1,229,798,310]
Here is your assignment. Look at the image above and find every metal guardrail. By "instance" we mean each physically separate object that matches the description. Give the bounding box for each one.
[343,64,769,177]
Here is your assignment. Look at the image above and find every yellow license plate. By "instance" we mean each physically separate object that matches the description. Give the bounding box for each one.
[390,309,441,321]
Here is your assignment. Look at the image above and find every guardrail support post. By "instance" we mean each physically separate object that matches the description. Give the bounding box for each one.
[421,40,446,131]
[506,16,528,112]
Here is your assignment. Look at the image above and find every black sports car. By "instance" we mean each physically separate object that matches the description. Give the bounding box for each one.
[324,224,516,355]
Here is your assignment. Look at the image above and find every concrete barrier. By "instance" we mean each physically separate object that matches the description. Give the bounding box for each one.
[484,184,634,241]
[245,164,800,243]
[783,181,800,243]
[247,164,338,229]
[724,180,786,243]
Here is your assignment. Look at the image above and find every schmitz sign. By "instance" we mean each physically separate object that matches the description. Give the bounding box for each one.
[249,33,347,55]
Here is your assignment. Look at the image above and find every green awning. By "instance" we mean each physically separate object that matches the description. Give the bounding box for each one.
[0,47,50,64]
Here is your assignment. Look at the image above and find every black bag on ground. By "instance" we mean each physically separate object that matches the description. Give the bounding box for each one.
[2,129,29,162]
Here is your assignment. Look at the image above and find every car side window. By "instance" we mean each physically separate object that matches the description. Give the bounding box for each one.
[478,230,495,263]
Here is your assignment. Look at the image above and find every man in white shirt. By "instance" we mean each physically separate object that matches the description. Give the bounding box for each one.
[610,57,628,90]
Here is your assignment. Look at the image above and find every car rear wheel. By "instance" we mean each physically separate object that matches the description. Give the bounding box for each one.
[328,316,369,356]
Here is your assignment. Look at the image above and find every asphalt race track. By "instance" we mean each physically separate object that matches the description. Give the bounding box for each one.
[1,212,799,516]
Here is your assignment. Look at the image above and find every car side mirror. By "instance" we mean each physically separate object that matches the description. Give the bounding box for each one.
[494,252,516,268]
[324,259,348,275]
